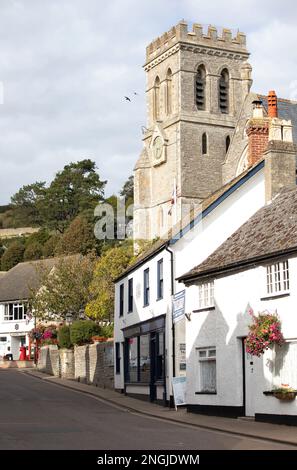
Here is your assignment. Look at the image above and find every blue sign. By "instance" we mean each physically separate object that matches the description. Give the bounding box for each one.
[172,290,185,324]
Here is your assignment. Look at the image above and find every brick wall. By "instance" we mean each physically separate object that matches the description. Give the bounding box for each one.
[38,341,114,389]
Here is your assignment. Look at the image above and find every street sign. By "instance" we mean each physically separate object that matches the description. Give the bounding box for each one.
[172,290,185,324]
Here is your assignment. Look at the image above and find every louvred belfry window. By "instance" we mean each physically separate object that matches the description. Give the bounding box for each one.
[219,69,229,114]
[196,66,206,110]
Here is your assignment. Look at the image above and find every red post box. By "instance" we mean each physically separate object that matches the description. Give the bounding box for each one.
[19,346,26,361]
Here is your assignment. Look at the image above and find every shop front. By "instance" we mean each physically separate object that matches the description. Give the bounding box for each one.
[123,315,166,405]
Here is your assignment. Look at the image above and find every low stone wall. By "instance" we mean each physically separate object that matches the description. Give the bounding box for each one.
[37,341,114,389]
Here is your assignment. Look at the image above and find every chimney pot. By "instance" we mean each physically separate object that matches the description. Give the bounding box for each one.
[268,90,278,118]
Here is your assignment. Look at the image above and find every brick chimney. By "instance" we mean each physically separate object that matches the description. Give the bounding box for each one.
[267,90,278,118]
[246,100,270,166]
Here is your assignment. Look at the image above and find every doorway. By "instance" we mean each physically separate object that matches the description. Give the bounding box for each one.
[242,338,256,417]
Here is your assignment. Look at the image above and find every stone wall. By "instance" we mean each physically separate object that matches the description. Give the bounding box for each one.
[37,341,114,389]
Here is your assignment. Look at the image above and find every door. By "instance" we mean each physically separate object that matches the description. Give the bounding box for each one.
[242,338,256,417]
[150,333,157,402]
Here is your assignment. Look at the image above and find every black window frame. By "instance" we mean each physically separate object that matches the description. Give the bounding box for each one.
[157,259,164,300]
[143,268,150,307]
[119,283,124,317]
[128,278,133,313]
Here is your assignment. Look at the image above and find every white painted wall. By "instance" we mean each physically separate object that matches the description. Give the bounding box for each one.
[0,303,34,360]
[186,257,297,416]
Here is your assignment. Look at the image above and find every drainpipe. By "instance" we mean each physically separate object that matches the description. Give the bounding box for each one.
[165,244,176,382]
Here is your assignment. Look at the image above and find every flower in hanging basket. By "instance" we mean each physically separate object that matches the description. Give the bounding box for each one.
[272,384,297,401]
[245,310,284,357]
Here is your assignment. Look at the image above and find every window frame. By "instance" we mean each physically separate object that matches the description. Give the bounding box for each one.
[157,259,164,300]
[195,65,206,111]
[143,268,150,307]
[4,303,27,322]
[266,260,289,296]
[128,278,133,313]
[115,342,121,374]
[219,69,229,114]
[119,283,124,317]
[196,347,217,394]
[197,281,214,310]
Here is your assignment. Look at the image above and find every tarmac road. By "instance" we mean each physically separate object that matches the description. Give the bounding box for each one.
[0,370,295,450]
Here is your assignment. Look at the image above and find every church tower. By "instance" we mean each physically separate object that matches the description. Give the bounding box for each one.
[134,21,252,241]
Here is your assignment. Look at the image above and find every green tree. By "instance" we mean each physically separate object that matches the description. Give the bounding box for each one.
[40,159,106,233]
[23,241,43,261]
[30,253,97,321]
[120,175,134,204]
[42,234,61,258]
[85,240,135,321]
[10,182,46,226]
[1,240,25,270]
[55,216,97,256]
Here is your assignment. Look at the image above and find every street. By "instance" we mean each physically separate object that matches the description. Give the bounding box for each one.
[0,370,295,450]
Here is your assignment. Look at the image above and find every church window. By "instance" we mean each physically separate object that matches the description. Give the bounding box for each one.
[154,76,160,120]
[226,135,231,153]
[196,65,206,110]
[166,69,172,115]
[202,133,208,155]
[219,69,229,114]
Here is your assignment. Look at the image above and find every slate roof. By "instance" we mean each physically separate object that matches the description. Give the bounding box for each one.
[178,187,297,283]
[0,256,78,302]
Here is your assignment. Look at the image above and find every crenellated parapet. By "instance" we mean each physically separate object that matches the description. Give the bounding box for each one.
[146,21,248,65]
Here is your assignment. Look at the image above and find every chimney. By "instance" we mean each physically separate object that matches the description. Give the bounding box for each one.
[267,90,278,118]
[264,118,296,203]
[246,100,269,166]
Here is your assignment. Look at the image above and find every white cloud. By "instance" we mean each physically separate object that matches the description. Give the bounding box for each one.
[0,0,296,203]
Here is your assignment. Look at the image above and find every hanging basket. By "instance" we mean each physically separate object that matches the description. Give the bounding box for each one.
[273,391,297,401]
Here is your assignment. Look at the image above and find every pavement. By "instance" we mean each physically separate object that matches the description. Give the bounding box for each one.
[22,368,297,448]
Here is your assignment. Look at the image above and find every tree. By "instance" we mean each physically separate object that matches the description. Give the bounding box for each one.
[42,234,61,258]
[120,175,134,202]
[23,241,43,261]
[85,240,135,321]
[1,240,25,270]
[55,216,97,256]
[10,182,46,226]
[39,159,106,233]
[30,254,97,321]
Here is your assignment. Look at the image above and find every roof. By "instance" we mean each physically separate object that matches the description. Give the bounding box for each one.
[0,256,77,303]
[260,95,297,143]
[115,158,264,282]
[178,187,297,283]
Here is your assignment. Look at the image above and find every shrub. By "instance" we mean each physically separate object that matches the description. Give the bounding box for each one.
[99,323,114,338]
[58,325,72,349]
[1,240,25,270]
[70,320,101,346]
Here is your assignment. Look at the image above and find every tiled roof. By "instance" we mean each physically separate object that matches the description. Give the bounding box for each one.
[178,187,297,283]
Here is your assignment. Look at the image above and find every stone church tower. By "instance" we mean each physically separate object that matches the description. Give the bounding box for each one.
[133,21,253,241]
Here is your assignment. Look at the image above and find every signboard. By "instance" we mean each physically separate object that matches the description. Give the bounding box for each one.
[172,290,185,324]
[172,376,186,410]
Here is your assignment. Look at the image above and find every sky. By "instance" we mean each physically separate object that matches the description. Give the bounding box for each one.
[1,0,297,204]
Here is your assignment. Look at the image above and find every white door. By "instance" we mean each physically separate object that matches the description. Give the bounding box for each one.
[0,336,8,358]
[244,350,255,417]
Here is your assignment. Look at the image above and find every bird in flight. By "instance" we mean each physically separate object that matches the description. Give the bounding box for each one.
[124,96,131,102]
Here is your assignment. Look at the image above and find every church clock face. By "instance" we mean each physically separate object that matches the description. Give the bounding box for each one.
[153,136,163,160]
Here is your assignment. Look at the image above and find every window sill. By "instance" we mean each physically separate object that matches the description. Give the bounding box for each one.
[195,391,217,395]
[260,292,290,301]
[127,310,133,314]
[193,306,215,313]
[156,297,163,302]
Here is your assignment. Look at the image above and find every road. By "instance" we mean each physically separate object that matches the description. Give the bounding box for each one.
[0,370,295,450]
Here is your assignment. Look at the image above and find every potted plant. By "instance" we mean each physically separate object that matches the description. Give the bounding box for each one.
[245,309,284,357]
[272,384,297,401]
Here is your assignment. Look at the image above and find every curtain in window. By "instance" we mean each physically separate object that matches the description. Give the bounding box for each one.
[274,342,297,389]
[200,360,216,392]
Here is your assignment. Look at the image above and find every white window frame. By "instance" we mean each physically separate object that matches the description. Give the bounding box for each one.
[196,347,217,393]
[4,303,27,322]
[266,260,289,296]
[198,281,214,309]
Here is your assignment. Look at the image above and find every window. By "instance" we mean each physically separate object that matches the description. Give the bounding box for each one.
[166,68,172,115]
[157,259,163,300]
[144,268,150,306]
[156,332,164,381]
[219,69,229,114]
[196,65,206,110]
[274,342,297,389]
[127,337,138,382]
[197,347,216,393]
[266,260,289,295]
[153,76,160,120]
[4,303,27,321]
[202,133,208,155]
[226,135,231,153]
[0,337,7,342]
[115,342,121,374]
[198,281,214,309]
[128,278,133,313]
[140,334,150,382]
[119,284,124,317]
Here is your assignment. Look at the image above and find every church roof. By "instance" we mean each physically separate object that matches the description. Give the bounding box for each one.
[178,187,297,284]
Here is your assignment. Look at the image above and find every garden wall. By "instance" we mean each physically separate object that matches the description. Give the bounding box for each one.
[37,341,114,389]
